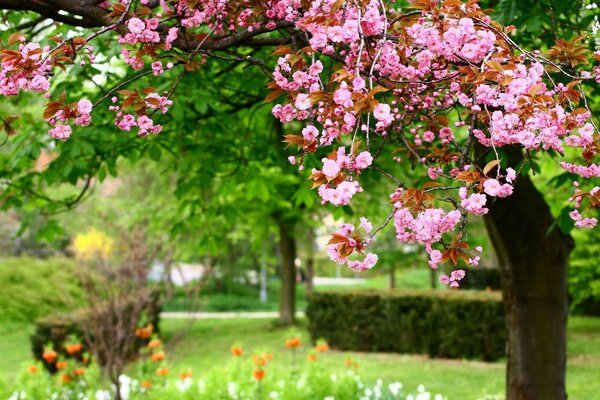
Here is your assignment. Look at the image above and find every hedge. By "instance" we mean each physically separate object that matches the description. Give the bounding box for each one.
[31,290,161,372]
[306,289,506,361]
[459,268,502,291]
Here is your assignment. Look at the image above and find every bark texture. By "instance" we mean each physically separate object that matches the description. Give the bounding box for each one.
[484,172,572,400]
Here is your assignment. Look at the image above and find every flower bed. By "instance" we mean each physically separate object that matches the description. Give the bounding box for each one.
[6,334,446,400]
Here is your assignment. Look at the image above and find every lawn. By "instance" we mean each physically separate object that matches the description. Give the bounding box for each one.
[157,316,599,400]
[2,316,599,399]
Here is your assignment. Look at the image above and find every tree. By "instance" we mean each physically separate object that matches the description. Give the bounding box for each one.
[1,1,599,398]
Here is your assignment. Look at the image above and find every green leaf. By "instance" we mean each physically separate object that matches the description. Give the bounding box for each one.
[148,144,162,161]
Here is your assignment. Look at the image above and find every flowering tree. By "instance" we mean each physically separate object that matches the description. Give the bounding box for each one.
[1,0,599,398]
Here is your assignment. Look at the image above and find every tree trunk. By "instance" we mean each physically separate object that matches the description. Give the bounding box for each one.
[430,268,436,290]
[484,172,572,400]
[277,219,297,325]
[305,228,315,297]
[388,265,396,289]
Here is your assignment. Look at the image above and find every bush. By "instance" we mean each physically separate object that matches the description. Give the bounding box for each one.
[31,290,161,372]
[568,228,600,316]
[459,268,502,291]
[0,257,84,323]
[306,289,505,361]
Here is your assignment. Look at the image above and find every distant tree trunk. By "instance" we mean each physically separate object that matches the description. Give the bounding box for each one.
[305,228,315,297]
[161,248,175,300]
[277,219,296,325]
[430,268,436,289]
[388,265,396,289]
[483,160,572,399]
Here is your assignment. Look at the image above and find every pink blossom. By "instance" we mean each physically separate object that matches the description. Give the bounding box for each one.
[48,124,72,141]
[77,99,92,114]
[483,179,513,198]
[295,93,311,110]
[127,18,145,34]
[355,151,373,170]
[322,158,340,178]
[359,217,373,233]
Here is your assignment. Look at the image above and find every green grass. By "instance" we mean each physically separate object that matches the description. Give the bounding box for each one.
[2,316,599,399]
[156,316,600,400]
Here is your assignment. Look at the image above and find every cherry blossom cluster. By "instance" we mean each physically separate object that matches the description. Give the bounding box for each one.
[0,37,51,96]
[567,182,600,228]
[109,91,171,136]
[270,0,599,285]
[327,218,378,272]
[308,147,373,206]
[45,99,93,141]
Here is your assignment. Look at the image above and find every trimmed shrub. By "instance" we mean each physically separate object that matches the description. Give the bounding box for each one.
[31,290,161,372]
[459,268,502,291]
[0,257,84,323]
[306,289,505,361]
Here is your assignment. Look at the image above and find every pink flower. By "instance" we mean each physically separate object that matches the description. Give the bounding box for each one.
[461,193,488,215]
[77,99,92,114]
[359,217,373,233]
[373,103,391,121]
[355,151,373,170]
[48,124,72,141]
[428,249,442,269]
[295,93,311,110]
[137,115,153,130]
[322,159,340,178]
[422,131,435,142]
[505,167,516,183]
[483,179,513,198]
[127,18,145,34]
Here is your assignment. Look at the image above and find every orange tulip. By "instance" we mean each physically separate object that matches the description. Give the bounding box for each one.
[42,350,58,363]
[65,343,83,355]
[147,339,161,349]
[61,374,72,384]
[344,358,354,366]
[285,337,301,348]
[156,367,169,376]
[230,345,244,356]
[28,365,38,374]
[252,354,268,367]
[135,324,154,339]
[307,354,317,362]
[151,352,165,362]
[56,361,68,370]
[315,343,329,353]
[180,369,192,380]
[253,369,265,381]
[74,368,85,376]
[141,380,153,389]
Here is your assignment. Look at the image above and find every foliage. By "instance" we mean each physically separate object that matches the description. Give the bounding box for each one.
[31,291,161,372]
[0,257,83,323]
[306,289,505,361]
[568,227,600,315]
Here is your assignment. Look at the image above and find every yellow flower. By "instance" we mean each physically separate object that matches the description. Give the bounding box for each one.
[72,229,114,261]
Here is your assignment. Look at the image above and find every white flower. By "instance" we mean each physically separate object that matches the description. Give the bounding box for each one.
[227,382,237,397]
[95,391,111,400]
